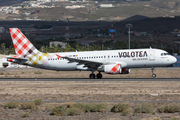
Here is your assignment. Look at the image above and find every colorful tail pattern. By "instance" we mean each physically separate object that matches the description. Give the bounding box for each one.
[9,28,50,66]
[9,28,40,58]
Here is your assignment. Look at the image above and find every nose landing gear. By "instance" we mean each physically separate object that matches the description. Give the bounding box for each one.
[151,67,156,78]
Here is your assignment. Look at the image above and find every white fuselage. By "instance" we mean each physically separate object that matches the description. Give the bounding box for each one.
[32,48,176,71]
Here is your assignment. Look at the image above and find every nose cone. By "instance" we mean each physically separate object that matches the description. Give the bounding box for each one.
[171,56,177,64]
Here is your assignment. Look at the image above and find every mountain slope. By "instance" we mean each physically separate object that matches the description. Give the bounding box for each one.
[0,0,30,6]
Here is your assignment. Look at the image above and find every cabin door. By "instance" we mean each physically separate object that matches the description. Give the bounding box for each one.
[149,50,155,61]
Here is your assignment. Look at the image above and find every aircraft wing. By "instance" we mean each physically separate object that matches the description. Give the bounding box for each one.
[62,56,103,69]
[62,56,128,69]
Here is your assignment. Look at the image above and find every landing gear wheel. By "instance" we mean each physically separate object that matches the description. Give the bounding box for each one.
[97,73,102,79]
[89,74,95,79]
[151,67,156,78]
[152,74,156,78]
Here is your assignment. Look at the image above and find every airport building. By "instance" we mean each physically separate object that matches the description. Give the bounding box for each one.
[98,4,114,8]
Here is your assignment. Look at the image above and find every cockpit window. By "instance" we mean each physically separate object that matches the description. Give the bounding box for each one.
[164,53,170,55]
[161,53,170,56]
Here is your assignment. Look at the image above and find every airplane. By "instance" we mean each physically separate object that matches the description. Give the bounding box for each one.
[7,28,177,79]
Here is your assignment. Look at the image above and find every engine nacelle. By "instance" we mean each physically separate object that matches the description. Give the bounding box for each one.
[104,64,130,74]
[104,64,121,74]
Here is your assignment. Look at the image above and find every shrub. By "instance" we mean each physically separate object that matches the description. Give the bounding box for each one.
[152,110,156,115]
[164,103,180,113]
[21,102,38,111]
[0,72,4,75]
[51,103,108,116]
[72,103,108,113]
[33,99,42,106]
[51,105,68,116]
[158,105,165,113]
[42,104,52,112]
[85,103,108,112]
[66,102,73,108]
[72,103,86,111]
[170,117,177,120]
[122,109,131,116]
[6,73,10,75]
[3,101,19,109]
[14,75,20,78]
[111,103,129,113]
[68,107,82,116]
[22,112,29,118]
[135,103,154,113]
[153,118,159,120]
[34,71,42,74]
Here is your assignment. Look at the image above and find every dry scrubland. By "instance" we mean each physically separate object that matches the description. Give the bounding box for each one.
[0,68,180,119]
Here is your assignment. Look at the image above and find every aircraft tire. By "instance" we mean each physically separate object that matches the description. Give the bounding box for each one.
[89,74,95,79]
[152,74,156,78]
[97,73,102,79]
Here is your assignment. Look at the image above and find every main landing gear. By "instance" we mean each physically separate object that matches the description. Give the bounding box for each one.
[97,72,102,79]
[151,67,156,78]
[89,71,102,79]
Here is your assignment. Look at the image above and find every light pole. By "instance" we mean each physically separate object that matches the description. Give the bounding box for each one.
[126,23,133,49]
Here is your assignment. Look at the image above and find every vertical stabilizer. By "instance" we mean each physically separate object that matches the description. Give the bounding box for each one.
[9,28,41,58]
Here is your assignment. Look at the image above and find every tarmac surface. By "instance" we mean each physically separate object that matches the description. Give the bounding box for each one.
[0,78,179,81]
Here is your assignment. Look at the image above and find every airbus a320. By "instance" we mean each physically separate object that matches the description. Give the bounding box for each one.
[7,28,177,79]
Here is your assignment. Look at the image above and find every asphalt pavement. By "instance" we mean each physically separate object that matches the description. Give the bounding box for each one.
[0,78,179,81]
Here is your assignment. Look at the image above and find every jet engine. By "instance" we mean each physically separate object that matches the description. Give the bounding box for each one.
[104,64,121,74]
[104,64,130,74]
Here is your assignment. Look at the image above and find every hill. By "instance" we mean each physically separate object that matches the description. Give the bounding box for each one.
[1,0,180,21]
[150,0,180,10]
[22,0,180,21]
[0,0,29,7]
